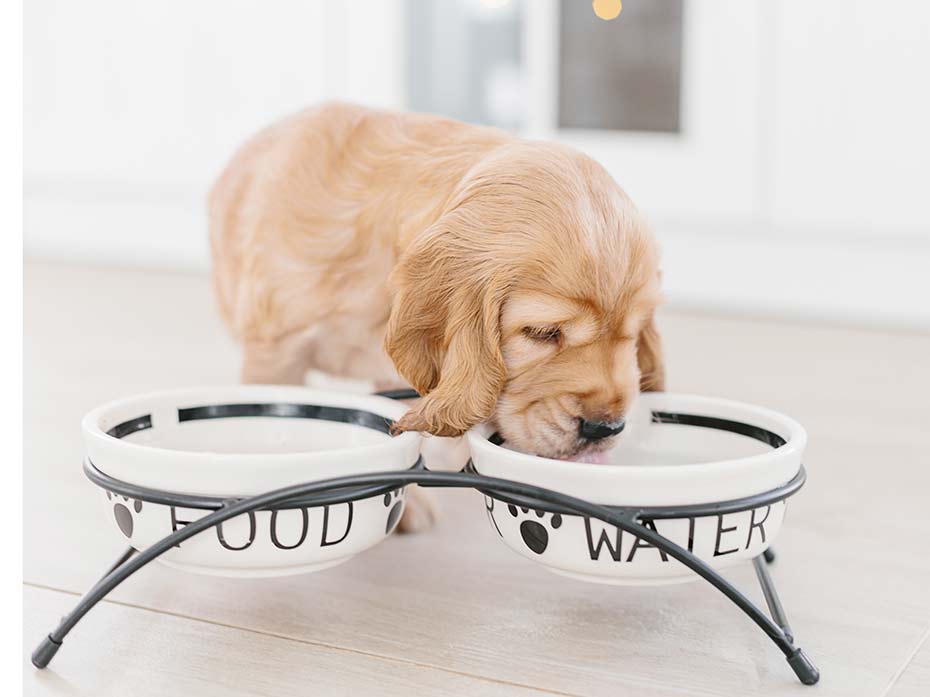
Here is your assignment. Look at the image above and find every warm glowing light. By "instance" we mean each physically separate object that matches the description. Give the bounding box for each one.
[592,0,622,21]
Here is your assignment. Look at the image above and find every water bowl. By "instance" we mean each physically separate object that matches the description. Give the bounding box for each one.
[467,393,806,585]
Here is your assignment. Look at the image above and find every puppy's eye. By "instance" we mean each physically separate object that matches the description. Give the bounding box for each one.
[522,326,562,343]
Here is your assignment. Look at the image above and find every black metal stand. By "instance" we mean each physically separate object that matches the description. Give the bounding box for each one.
[31,460,819,685]
[32,388,818,685]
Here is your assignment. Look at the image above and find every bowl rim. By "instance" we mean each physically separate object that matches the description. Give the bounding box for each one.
[82,385,422,495]
[466,392,807,505]
[81,385,417,460]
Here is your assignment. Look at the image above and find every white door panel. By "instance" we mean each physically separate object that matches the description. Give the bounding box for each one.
[770,0,930,238]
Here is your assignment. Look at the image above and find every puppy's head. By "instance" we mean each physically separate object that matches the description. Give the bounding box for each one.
[387,142,664,461]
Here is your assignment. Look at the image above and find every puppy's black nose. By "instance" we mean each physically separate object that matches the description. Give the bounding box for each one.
[578,418,626,441]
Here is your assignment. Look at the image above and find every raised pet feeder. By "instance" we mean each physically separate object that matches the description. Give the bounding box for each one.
[31,386,820,685]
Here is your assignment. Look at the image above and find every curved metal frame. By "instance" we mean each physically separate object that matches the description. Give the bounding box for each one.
[83,455,806,520]
[82,457,430,511]
[31,388,819,685]
[32,463,819,685]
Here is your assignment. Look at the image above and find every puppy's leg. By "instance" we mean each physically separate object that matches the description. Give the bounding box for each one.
[395,432,474,532]
[397,485,437,533]
[241,332,317,385]
[374,380,440,533]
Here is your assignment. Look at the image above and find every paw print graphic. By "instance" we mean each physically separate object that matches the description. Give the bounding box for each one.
[383,488,406,534]
[507,504,562,554]
[106,491,143,538]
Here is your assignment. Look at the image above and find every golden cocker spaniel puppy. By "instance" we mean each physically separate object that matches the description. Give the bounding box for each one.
[210,102,665,529]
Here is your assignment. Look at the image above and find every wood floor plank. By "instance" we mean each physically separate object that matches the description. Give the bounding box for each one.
[24,262,930,696]
[24,585,560,697]
[886,627,930,697]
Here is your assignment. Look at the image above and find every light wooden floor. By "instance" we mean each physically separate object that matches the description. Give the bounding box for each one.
[23,262,930,696]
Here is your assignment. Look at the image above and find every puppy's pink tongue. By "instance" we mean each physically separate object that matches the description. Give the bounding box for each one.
[571,451,609,464]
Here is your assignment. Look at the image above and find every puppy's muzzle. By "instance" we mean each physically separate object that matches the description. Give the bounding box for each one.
[578,418,626,441]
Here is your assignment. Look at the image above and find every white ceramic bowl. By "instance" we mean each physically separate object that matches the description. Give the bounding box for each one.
[83,386,421,577]
[467,393,806,585]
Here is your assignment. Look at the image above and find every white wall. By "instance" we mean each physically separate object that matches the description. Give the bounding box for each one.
[770,1,930,238]
[24,1,403,267]
[24,0,930,329]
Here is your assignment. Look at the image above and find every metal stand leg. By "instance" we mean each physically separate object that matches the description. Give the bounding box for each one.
[31,493,280,670]
[752,555,819,684]
[754,554,793,643]
[31,547,136,668]
[605,520,820,685]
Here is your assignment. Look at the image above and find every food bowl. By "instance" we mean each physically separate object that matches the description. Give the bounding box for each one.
[468,393,806,586]
[83,386,421,577]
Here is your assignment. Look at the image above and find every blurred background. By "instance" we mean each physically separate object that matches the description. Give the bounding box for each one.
[23,0,930,329]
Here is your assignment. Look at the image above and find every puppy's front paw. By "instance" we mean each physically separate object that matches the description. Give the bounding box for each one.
[397,485,437,533]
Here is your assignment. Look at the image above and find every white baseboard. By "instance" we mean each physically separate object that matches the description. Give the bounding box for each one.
[24,193,930,331]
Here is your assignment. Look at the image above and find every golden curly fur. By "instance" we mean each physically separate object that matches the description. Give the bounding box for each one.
[210,102,665,527]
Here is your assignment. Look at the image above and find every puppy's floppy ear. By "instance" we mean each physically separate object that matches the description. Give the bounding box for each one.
[637,313,665,392]
[385,220,507,437]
